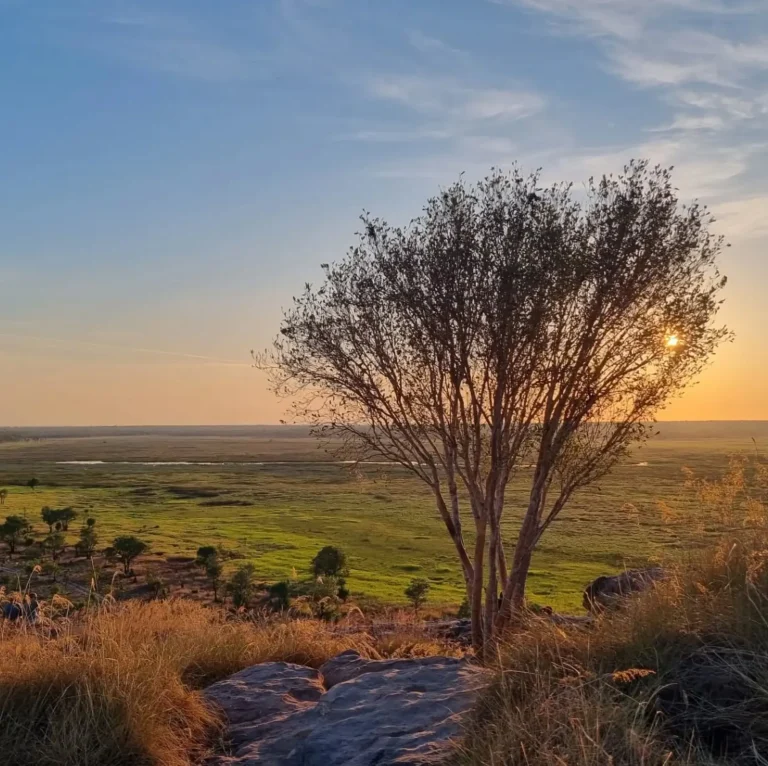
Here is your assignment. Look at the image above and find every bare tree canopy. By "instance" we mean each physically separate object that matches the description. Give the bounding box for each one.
[264,160,730,650]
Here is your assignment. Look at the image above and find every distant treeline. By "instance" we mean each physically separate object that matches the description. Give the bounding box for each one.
[2,422,768,445]
[0,425,315,443]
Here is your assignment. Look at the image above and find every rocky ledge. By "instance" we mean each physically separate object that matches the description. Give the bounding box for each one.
[204,650,486,766]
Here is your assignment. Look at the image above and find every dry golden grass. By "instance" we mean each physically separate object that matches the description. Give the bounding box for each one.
[457,530,768,766]
[0,599,457,766]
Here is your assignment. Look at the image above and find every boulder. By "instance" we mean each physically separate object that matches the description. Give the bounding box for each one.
[583,567,667,612]
[205,651,486,765]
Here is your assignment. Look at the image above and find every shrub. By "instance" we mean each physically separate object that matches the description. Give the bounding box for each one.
[204,557,223,602]
[43,532,66,561]
[227,563,256,609]
[112,536,149,575]
[41,561,61,583]
[311,546,348,578]
[57,508,77,531]
[404,578,430,613]
[0,515,33,555]
[268,580,291,612]
[77,525,98,558]
[195,546,217,566]
[146,569,169,599]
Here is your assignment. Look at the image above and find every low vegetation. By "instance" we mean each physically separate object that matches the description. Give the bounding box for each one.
[0,599,457,766]
[458,530,768,765]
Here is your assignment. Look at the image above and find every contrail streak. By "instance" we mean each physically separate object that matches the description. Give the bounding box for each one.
[0,331,250,366]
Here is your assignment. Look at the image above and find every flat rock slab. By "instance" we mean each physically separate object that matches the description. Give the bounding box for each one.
[205,651,485,766]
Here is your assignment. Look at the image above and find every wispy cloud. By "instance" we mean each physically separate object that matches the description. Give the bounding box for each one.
[367,75,545,123]
[488,0,768,238]
[405,28,466,59]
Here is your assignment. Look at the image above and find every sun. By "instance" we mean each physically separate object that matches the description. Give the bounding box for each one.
[666,334,680,348]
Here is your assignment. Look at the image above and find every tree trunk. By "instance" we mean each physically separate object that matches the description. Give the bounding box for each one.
[433,489,474,589]
[483,525,499,655]
[470,516,487,651]
[495,496,540,633]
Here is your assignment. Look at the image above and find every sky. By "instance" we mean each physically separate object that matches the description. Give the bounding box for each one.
[1,0,767,426]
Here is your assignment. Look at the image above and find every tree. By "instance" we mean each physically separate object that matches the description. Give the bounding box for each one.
[268,580,291,612]
[42,560,61,583]
[112,535,148,575]
[41,506,58,533]
[0,489,8,505]
[86,517,96,528]
[227,563,256,608]
[195,545,218,566]
[0,515,32,555]
[311,546,349,578]
[405,578,430,613]
[78,524,98,558]
[58,507,77,531]
[27,478,39,491]
[263,162,729,651]
[205,556,224,602]
[43,532,66,561]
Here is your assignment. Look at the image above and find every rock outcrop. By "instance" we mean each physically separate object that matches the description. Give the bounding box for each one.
[583,567,667,612]
[205,650,485,765]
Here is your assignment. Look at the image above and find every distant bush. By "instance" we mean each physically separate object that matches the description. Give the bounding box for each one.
[268,580,291,612]
[146,569,169,599]
[204,557,223,602]
[112,536,149,575]
[77,524,98,558]
[404,578,430,613]
[41,506,78,532]
[227,563,256,609]
[42,532,66,561]
[0,515,32,555]
[311,546,348,578]
[195,545,217,566]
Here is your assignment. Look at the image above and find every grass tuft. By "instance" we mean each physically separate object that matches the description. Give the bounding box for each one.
[457,531,768,766]
[0,600,453,766]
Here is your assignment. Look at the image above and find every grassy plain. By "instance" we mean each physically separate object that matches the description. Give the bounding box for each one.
[0,423,766,612]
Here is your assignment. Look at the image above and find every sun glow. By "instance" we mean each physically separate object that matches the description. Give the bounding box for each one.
[666,334,680,348]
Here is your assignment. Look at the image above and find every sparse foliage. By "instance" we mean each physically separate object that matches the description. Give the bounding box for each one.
[404,578,430,613]
[78,524,99,558]
[42,560,61,583]
[204,556,223,601]
[227,563,256,609]
[0,515,32,555]
[43,532,66,561]
[57,507,77,531]
[41,506,78,532]
[41,506,57,532]
[112,536,149,576]
[265,161,730,650]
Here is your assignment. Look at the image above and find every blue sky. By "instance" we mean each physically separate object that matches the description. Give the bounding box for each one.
[2,0,768,424]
